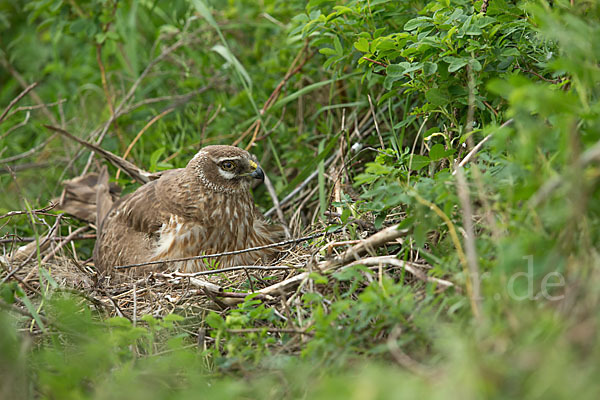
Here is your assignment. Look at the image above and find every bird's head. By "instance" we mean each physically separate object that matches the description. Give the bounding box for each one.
[188,145,264,193]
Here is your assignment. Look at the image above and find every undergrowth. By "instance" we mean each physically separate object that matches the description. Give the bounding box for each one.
[1,0,600,398]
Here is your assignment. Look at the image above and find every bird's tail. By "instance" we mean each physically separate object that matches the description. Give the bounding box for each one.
[57,167,120,225]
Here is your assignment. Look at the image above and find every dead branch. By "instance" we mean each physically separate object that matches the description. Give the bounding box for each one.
[44,125,156,184]
[114,230,329,270]
[0,82,38,123]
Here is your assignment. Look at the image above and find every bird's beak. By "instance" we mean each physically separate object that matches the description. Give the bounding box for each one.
[248,160,264,181]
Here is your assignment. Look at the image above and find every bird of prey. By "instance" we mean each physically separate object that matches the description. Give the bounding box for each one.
[92,145,283,276]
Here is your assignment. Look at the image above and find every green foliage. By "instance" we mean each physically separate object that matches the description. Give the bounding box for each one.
[2,0,600,398]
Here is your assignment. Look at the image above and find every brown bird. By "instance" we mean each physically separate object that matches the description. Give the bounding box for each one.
[93,145,283,276]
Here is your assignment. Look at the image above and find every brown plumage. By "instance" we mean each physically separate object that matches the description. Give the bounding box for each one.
[93,145,283,276]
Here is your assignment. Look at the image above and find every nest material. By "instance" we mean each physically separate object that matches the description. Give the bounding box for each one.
[1,222,453,326]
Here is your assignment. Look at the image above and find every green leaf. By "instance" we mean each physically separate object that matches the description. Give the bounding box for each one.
[444,56,468,73]
[425,88,450,106]
[205,312,226,329]
[404,17,432,31]
[429,144,447,161]
[340,208,351,223]
[163,313,185,322]
[211,44,252,89]
[149,147,165,172]
[387,63,406,77]
[469,58,482,72]
[189,0,219,30]
[409,155,431,171]
[0,282,18,304]
[309,272,328,285]
[354,37,370,52]
[423,62,438,75]
[319,47,337,56]
[333,35,342,54]
[106,316,132,327]
[280,133,340,196]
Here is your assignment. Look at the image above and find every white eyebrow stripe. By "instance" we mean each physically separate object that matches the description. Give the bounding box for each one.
[214,156,244,163]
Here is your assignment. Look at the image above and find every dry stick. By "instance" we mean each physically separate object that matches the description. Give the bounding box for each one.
[114,230,329,270]
[96,44,122,145]
[344,256,454,289]
[0,133,58,164]
[115,106,176,180]
[234,41,311,148]
[0,162,54,175]
[529,135,600,207]
[265,102,389,219]
[45,125,156,184]
[264,154,336,218]
[0,234,96,244]
[212,327,313,336]
[0,56,58,125]
[0,214,64,284]
[367,94,385,148]
[263,173,291,237]
[387,325,429,376]
[168,265,292,278]
[452,118,514,175]
[4,99,67,120]
[0,203,57,220]
[257,224,407,296]
[455,168,482,319]
[1,111,30,140]
[82,35,192,175]
[0,82,38,123]
[41,226,89,263]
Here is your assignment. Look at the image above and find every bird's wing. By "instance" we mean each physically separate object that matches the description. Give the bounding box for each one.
[101,169,186,235]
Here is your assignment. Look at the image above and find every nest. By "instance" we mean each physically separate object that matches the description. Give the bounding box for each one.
[1,220,453,333]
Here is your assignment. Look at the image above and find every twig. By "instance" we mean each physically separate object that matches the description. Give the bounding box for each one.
[0,133,58,164]
[1,214,64,284]
[0,298,50,326]
[115,106,176,180]
[263,173,291,237]
[82,34,194,175]
[0,162,54,174]
[1,111,30,140]
[4,99,67,120]
[44,125,156,184]
[0,203,57,220]
[41,226,89,263]
[211,327,314,335]
[0,234,95,244]
[387,325,429,376]
[168,265,293,277]
[256,224,407,296]
[362,56,388,69]
[367,94,385,148]
[529,136,600,207]
[452,118,514,175]
[344,256,454,289]
[0,82,38,123]
[264,154,336,218]
[455,168,482,319]
[0,55,58,125]
[234,41,311,148]
[114,230,330,270]
[515,64,563,84]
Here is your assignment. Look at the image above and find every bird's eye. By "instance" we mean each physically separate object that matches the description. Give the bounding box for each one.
[220,161,235,171]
